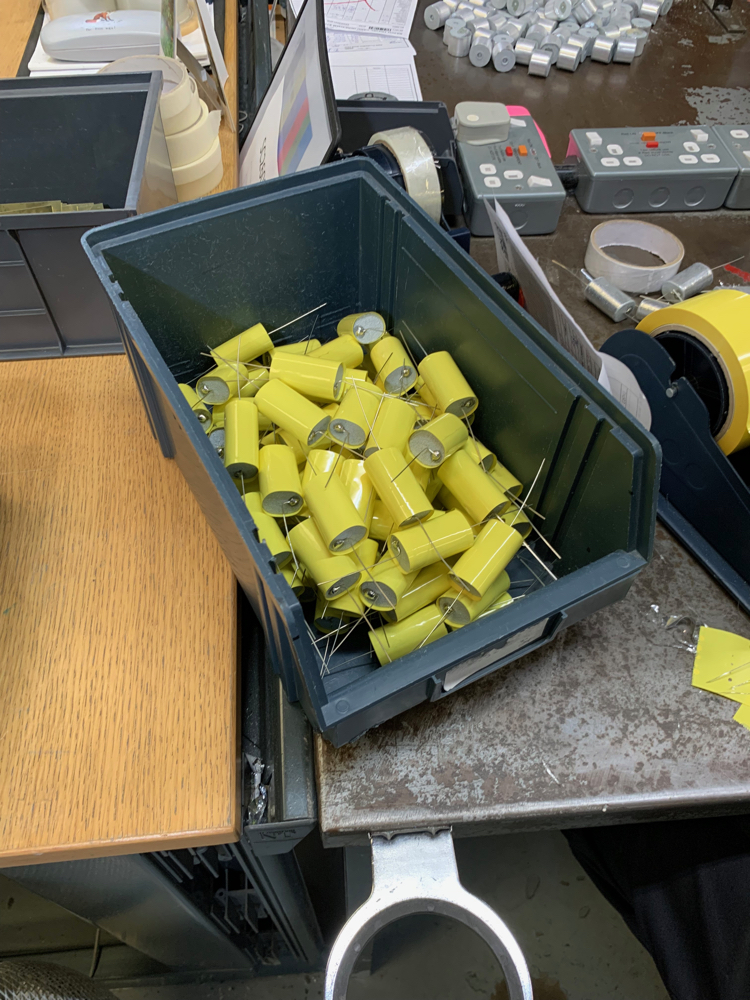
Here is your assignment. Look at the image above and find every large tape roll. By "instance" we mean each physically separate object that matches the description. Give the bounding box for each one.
[637,288,750,455]
[165,99,221,167]
[99,55,201,135]
[369,127,442,224]
[585,220,685,294]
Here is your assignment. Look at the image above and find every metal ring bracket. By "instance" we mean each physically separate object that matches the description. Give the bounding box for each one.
[324,830,533,1000]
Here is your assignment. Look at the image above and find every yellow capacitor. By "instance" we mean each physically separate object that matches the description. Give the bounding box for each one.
[491,462,523,498]
[259,444,303,517]
[281,564,316,602]
[412,460,432,493]
[363,393,414,456]
[311,335,365,369]
[343,367,371,387]
[211,323,273,365]
[339,459,376,532]
[394,562,453,621]
[480,591,514,618]
[637,288,750,455]
[438,450,509,524]
[449,519,523,599]
[337,311,387,346]
[302,450,341,489]
[255,379,331,446]
[243,492,293,568]
[438,570,510,627]
[287,517,329,565]
[388,509,473,573]
[408,413,469,468]
[352,536,379,570]
[370,336,418,395]
[179,383,212,428]
[360,555,418,611]
[418,351,478,417]
[272,339,321,356]
[223,398,259,479]
[461,438,497,472]
[502,506,532,539]
[211,404,226,429]
[239,365,270,398]
[368,605,448,667]
[195,362,249,404]
[369,500,394,542]
[261,429,307,466]
[364,447,434,527]
[304,472,368,551]
[314,592,363,633]
[329,383,384,448]
[306,555,361,601]
[413,401,438,427]
[416,378,440,411]
[269,352,344,403]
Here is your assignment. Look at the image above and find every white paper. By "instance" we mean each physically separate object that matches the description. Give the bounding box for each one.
[329,59,421,101]
[326,29,415,52]
[598,354,652,430]
[324,0,418,39]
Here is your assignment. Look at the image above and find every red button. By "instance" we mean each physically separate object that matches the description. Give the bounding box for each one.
[505,146,513,156]
[646,141,659,148]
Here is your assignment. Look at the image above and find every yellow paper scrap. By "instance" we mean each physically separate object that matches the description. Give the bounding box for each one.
[693,627,750,702]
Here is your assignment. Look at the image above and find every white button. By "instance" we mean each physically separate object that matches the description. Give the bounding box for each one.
[730,129,749,139]
[701,153,721,163]
[679,154,698,164]
[484,176,502,188]
[683,141,700,153]
[527,174,553,188]
[623,156,642,166]
[480,163,497,175]
[690,128,709,142]
[504,169,523,179]
[510,117,526,127]
[607,143,623,155]
[586,131,602,146]
[601,157,620,167]
[743,151,750,165]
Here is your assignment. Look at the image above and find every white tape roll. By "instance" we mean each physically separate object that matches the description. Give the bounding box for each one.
[369,127,442,224]
[166,99,222,167]
[99,55,201,135]
[584,219,684,294]
[173,136,224,202]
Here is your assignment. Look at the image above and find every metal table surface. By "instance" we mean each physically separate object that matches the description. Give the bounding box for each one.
[314,1,750,845]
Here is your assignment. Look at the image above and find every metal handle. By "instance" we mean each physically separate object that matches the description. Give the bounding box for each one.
[324,830,533,1000]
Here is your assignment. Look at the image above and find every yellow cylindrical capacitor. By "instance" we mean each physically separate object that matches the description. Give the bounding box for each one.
[314,592,363,633]
[272,339,322,356]
[281,563,316,601]
[304,472,368,551]
[418,351,478,417]
[306,555,361,601]
[287,517,329,566]
[461,438,497,473]
[491,462,523,498]
[416,378,439,410]
[343,367,371,387]
[438,450,509,524]
[370,336,418,395]
[425,474,442,503]
[337,311,387,346]
[259,444,303,517]
[302,450,341,489]
[195,363,249,405]
[438,570,510,627]
[364,447,433,528]
[239,365,270,398]
[369,500,394,542]
[363,393,414,456]
[311,335,365,369]
[261,429,306,466]
[223,398,259,479]
[411,460,431,492]
[179,383,212,428]
[408,413,468,468]
[394,562,453,621]
[352,537,379,570]
[360,555,418,611]
[413,401,438,427]
[211,404,226,429]
[255,379,331,446]
[243,492,293,568]
[211,323,273,365]
[339,459,375,532]
[329,384,384,449]
[480,591,514,618]
[368,605,448,667]
[501,506,532,539]
[449,519,523,600]
[269,352,344,403]
[388,509,473,573]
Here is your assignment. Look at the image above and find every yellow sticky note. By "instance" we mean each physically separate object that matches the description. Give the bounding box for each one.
[734,703,750,732]
[692,626,750,703]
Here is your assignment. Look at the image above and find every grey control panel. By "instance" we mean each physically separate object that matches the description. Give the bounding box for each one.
[714,125,750,209]
[569,126,738,214]
[458,116,565,237]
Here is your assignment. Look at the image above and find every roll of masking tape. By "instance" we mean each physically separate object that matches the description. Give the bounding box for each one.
[585,220,685,294]
[637,288,750,455]
[172,135,224,202]
[368,127,442,224]
[99,54,201,135]
[165,100,222,168]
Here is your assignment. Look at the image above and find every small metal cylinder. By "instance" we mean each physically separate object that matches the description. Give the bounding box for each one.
[502,15,525,37]
[470,32,494,63]
[471,4,491,18]
[576,25,599,54]
[525,22,547,41]
[573,0,598,21]
[539,36,560,61]
[566,32,588,54]
[528,47,553,73]
[661,263,714,303]
[601,21,622,37]
[583,275,636,321]
[425,1,454,28]
[544,0,572,18]
[488,0,508,8]
[548,28,570,46]
[364,447,434,528]
[443,14,466,38]
[635,297,668,321]
[488,10,508,28]
[590,34,615,60]
[624,25,648,53]
[658,0,672,13]
[492,37,517,68]
[534,14,557,31]
[557,17,578,32]
[514,35,538,61]
[506,0,531,15]
[631,14,651,29]
[591,8,610,24]
[638,0,660,21]
[613,35,637,61]
[493,30,516,46]
[556,41,582,69]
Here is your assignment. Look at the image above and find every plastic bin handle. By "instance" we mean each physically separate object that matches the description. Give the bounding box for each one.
[324,829,533,1000]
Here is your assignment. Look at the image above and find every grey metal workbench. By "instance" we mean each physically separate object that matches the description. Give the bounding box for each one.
[314,0,750,847]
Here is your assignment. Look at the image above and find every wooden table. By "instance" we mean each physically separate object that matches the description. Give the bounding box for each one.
[0,0,240,867]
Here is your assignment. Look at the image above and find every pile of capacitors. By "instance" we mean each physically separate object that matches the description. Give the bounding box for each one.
[424,0,671,76]
[179,314,545,669]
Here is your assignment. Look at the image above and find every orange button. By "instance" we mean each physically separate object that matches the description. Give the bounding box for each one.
[641,131,656,141]
[646,141,659,148]
[518,145,528,156]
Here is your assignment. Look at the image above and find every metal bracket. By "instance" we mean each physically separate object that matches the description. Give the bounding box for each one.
[324,830,533,1000]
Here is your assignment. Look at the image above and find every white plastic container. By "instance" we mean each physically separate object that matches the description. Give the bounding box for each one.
[40,10,160,61]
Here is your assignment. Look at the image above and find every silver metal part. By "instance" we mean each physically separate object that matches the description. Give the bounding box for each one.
[489,0,508,8]
[492,37,517,68]
[544,0,572,18]
[639,0,661,21]
[514,35,538,61]
[659,0,672,13]
[613,35,637,60]
[548,28,569,46]
[470,32,494,63]
[324,831,533,1000]
[565,32,587,55]
[443,14,466,38]
[503,16,525,37]
[590,34,615,59]
[661,262,714,303]
[506,0,531,15]
[525,22,547,41]
[447,24,473,53]
[583,272,636,321]
[624,25,648,53]
[577,25,599,54]
[488,11,508,28]
[424,1,454,28]
[636,297,668,320]
[556,41,581,68]
[631,14,651,28]
[528,47,553,73]
[573,0,598,21]
[539,35,561,60]
[601,21,622,36]
[535,14,557,31]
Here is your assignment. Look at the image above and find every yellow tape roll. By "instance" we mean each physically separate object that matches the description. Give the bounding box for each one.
[637,289,750,456]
